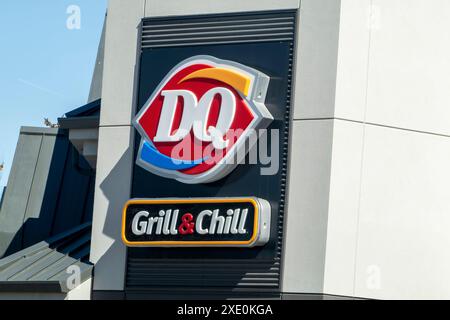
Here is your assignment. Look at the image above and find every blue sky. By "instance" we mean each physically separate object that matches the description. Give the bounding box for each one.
[0,0,107,187]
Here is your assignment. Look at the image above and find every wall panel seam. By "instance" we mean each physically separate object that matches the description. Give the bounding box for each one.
[293,118,450,139]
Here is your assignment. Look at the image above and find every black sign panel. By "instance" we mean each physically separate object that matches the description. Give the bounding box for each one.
[123,198,264,246]
[126,10,295,295]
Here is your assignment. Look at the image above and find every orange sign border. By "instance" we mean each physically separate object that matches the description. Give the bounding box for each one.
[122,198,260,247]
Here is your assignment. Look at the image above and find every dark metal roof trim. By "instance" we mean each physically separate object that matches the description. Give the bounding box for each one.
[64,99,101,118]
[0,281,63,293]
[19,127,67,136]
[0,223,93,293]
[58,116,100,129]
[58,99,101,129]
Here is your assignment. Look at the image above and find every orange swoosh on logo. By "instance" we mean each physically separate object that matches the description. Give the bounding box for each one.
[179,68,251,97]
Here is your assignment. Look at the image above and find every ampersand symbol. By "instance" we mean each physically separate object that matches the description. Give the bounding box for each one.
[179,213,195,235]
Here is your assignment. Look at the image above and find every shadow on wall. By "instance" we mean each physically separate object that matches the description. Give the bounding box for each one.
[0,187,6,213]
[0,128,95,258]
[90,146,132,299]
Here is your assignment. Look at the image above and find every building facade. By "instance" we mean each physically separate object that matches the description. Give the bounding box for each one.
[86,0,450,300]
[1,0,450,300]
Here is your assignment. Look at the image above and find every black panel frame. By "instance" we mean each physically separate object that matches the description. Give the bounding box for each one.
[126,9,296,298]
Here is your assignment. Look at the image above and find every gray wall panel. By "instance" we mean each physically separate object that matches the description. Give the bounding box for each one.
[0,133,43,257]
[51,147,92,235]
[22,135,69,247]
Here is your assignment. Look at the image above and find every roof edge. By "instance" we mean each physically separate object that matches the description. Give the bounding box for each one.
[58,116,100,129]
[0,281,63,293]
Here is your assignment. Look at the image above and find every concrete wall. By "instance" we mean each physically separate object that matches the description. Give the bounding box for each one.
[338,0,450,300]
[282,0,341,295]
[89,0,144,291]
[284,0,450,299]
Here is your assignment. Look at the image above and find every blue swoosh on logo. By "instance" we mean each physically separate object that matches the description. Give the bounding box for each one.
[140,141,206,171]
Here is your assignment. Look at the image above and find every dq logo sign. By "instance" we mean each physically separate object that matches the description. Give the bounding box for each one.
[133,55,273,184]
